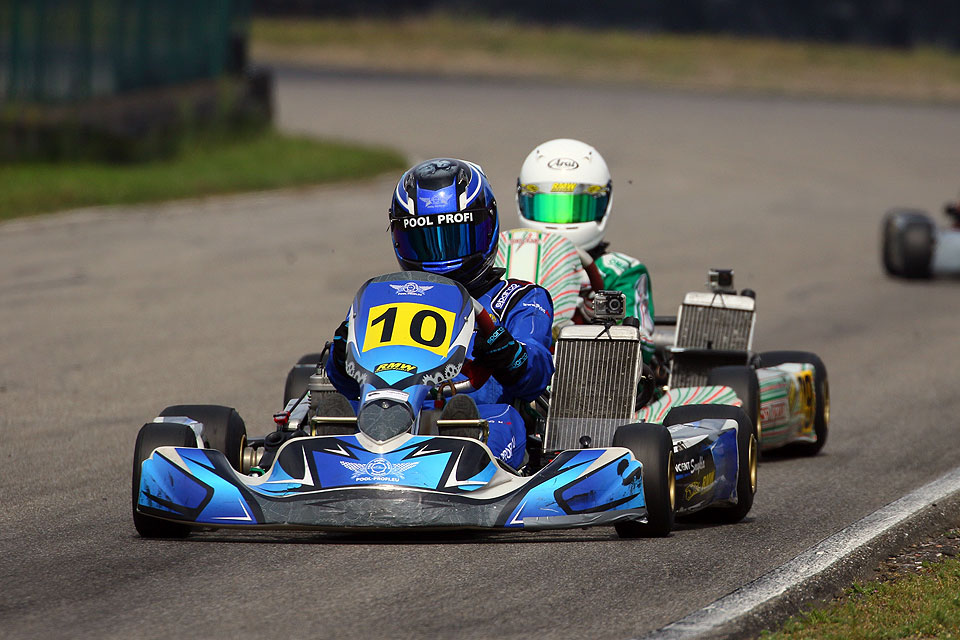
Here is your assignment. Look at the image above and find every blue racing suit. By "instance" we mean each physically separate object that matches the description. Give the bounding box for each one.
[326,278,555,469]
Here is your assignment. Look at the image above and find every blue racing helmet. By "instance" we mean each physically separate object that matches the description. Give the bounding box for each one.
[390,158,500,290]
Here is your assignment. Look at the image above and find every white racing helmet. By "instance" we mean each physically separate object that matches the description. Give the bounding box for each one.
[516,138,612,251]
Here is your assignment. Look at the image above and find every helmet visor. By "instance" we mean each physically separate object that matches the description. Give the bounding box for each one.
[518,182,610,224]
[393,208,497,263]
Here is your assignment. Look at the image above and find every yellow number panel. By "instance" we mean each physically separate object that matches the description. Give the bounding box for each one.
[363,302,456,357]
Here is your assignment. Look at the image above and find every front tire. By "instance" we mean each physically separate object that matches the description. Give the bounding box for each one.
[612,423,675,538]
[757,351,829,456]
[882,209,935,279]
[132,422,197,538]
[158,405,247,471]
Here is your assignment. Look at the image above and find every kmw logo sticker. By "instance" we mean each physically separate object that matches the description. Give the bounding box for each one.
[374,361,418,374]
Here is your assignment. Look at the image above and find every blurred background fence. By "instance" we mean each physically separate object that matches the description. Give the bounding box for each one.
[1,0,251,103]
[4,0,955,107]
[0,0,271,163]
[253,0,960,50]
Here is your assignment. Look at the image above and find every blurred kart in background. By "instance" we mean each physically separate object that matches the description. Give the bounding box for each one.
[497,228,830,457]
[882,198,960,279]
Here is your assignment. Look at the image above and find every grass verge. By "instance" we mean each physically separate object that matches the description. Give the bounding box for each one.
[0,130,406,222]
[762,530,960,639]
[251,15,960,102]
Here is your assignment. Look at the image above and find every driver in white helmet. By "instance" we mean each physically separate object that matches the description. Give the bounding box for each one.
[516,138,655,364]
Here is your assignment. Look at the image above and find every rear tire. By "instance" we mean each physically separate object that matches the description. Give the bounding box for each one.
[882,209,935,279]
[284,352,326,405]
[757,351,829,456]
[132,422,197,538]
[664,404,757,524]
[706,366,760,443]
[612,423,675,538]
[158,405,247,471]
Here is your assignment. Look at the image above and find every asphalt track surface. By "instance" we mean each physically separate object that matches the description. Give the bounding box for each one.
[2,67,960,640]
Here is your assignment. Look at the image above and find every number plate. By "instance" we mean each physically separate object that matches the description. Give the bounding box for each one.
[363,302,456,357]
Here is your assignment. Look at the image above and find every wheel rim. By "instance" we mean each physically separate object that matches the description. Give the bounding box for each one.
[238,433,247,472]
[667,450,676,510]
[821,380,830,428]
[748,435,758,494]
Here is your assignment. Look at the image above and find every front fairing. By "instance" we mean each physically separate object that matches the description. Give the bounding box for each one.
[136,434,649,531]
[341,272,475,440]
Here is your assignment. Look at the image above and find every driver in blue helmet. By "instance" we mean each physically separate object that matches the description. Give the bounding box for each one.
[325,158,555,469]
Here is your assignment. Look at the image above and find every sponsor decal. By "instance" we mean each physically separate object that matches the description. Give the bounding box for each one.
[341,457,419,482]
[603,254,630,271]
[344,359,364,385]
[389,282,434,296]
[417,186,455,212]
[507,232,545,249]
[684,471,715,500]
[759,399,787,424]
[675,455,706,475]
[547,157,579,170]
[401,211,474,229]
[364,389,411,404]
[374,361,418,374]
[499,436,517,462]
[492,282,523,312]
[550,182,577,193]
[519,183,539,194]
[420,362,464,387]
[522,301,549,315]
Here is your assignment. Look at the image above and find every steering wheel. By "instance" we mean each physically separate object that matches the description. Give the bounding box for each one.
[437,301,496,399]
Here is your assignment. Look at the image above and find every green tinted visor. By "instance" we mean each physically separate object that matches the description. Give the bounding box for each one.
[517,182,611,224]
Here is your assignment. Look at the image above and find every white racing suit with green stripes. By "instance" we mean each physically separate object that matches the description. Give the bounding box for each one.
[494,229,655,363]
[589,251,656,364]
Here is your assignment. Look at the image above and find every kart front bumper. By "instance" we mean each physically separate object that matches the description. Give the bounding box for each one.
[135,435,649,532]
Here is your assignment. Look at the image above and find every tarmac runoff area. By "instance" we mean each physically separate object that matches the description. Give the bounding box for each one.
[638,465,960,640]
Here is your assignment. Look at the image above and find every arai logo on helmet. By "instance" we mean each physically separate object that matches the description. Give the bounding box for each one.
[547,157,579,170]
[389,282,434,296]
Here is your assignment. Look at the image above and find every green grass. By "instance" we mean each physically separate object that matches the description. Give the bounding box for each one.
[251,15,960,102]
[761,556,960,639]
[0,131,406,221]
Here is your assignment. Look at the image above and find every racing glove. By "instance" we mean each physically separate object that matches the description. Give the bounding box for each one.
[472,325,528,388]
[331,320,349,375]
[578,290,596,323]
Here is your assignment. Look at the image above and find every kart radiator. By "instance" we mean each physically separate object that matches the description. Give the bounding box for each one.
[544,324,641,452]
[669,292,756,388]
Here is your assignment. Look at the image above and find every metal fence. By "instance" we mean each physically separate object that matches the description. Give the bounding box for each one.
[1,0,250,103]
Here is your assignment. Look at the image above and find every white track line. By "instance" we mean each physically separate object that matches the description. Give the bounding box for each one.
[640,465,960,640]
